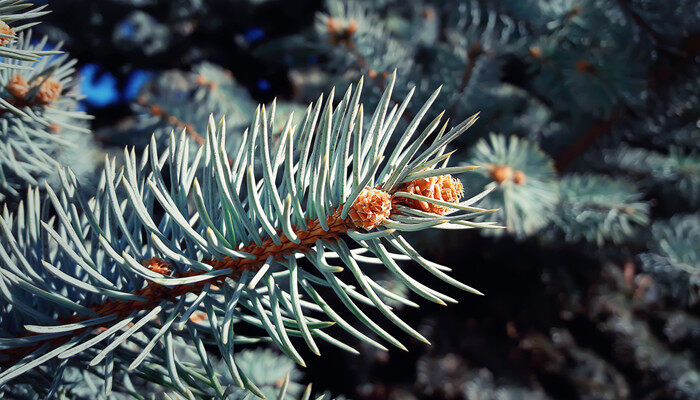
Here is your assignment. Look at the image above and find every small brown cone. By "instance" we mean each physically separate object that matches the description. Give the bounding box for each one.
[0,21,14,47]
[529,46,543,59]
[6,73,29,99]
[346,19,358,34]
[348,187,392,230]
[490,165,513,184]
[34,78,62,104]
[396,174,464,215]
[438,175,464,204]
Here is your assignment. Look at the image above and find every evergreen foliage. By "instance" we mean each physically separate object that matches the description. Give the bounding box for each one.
[0,1,50,66]
[463,134,558,238]
[0,0,93,201]
[555,175,649,245]
[640,214,699,306]
[254,0,693,248]
[0,73,494,398]
[0,0,698,398]
[101,63,256,151]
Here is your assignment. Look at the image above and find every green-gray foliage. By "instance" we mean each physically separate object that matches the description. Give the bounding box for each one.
[463,134,558,239]
[0,74,495,398]
[0,4,93,201]
[640,214,699,306]
[555,174,649,245]
[0,0,51,66]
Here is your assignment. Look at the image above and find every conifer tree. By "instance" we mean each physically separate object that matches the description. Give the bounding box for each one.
[1,0,698,398]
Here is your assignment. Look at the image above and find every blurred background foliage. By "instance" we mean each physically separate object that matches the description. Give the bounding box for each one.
[1,0,697,398]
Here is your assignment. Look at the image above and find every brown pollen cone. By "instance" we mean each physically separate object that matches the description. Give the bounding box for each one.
[489,165,513,184]
[348,187,392,230]
[6,73,29,99]
[34,78,62,104]
[395,174,464,215]
[346,19,358,34]
[575,59,594,73]
[529,46,543,59]
[513,170,526,185]
[327,17,357,47]
[0,21,14,47]
[439,175,464,203]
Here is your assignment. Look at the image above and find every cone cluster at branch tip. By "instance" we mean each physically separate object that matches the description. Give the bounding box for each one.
[5,73,63,105]
[489,164,527,185]
[6,73,29,99]
[0,20,13,46]
[35,77,62,104]
[196,74,218,90]
[394,174,465,215]
[327,17,357,47]
[489,165,513,183]
[529,46,543,59]
[349,174,465,229]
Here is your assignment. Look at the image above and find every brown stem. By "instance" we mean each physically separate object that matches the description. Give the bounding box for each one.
[346,45,416,122]
[554,113,617,171]
[1,208,352,365]
[0,95,56,116]
[615,0,664,47]
[136,96,206,146]
[447,41,484,118]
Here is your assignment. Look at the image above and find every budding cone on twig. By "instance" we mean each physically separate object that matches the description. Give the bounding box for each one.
[394,174,465,215]
[349,187,392,230]
[0,21,14,47]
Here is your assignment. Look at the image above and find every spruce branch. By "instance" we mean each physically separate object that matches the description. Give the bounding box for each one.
[136,94,206,146]
[640,214,699,306]
[0,0,52,66]
[0,27,93,201]
[461,134,558,239]
[0,74,493,397]
[0,207,353,363]
[99,63,256,155]
[555,174,650,245]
